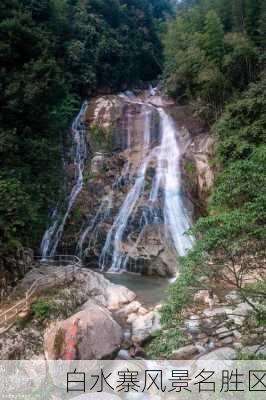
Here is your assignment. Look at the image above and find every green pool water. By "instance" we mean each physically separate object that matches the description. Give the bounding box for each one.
[104,271,171,308]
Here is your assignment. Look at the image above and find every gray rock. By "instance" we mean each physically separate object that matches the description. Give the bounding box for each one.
[234,302,253,315]
[198,347,236,360]
[229,302,253,325]
[203,307,233,318]
[220,336,233,346]
[215,327,233,339]
[186,315,201,334]
[117,349,131,360]
[242,345,266,356]
[232,330,242,340]
[131,311,161,344]
[233,342,243,350]
[172,345,198,360]
[225,291,242,304]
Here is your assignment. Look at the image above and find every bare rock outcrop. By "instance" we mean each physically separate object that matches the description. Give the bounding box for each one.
[44,302,123,360]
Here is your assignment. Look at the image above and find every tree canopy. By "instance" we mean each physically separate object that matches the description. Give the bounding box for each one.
[0,0,172,256]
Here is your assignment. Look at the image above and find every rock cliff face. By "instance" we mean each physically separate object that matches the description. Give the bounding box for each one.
[168,104,216,213]
[55,91,214,275]
[0,248,34,293]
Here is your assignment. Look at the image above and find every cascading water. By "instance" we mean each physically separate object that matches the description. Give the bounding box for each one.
[97,96,194,272]
[40,102,88,258]
[99,106,153,271]
[40,91,194,273]
[76,194,113,258]
[155,108,194,256]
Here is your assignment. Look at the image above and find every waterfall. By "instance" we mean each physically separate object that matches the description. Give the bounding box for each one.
[155,108,194,256]
[99,106,153,272]
[40,93,194,272]
[98,98,194,272]
[76,194,113,258]
[40,102,88,258]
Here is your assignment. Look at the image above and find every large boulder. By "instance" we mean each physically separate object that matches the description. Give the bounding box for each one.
[104,285,136,311]
[44,302,123,360]
[131,311,161,344]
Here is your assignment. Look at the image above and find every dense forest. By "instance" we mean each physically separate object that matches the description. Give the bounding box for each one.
[0,0,172,258]
[148,0,266,357]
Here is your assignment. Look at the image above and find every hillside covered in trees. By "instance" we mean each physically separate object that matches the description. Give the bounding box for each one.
[147,0,266,357]
[0,0,172,259]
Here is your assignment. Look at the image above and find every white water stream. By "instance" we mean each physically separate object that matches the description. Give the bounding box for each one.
[98,95,194,272]
[40,102,88,258]
[40,93,194,272]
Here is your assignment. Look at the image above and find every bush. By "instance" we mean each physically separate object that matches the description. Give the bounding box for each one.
[31,299,58,320]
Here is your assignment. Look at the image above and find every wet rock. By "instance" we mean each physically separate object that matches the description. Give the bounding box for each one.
[198,347,236,360]
[44,303,123,360]
[91,153,105,174]
[182,132,215,209]
[131,311,161,344]
[172,345,198,360]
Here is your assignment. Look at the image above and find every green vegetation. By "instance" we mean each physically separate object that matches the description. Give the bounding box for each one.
[145,327,187,359]
[30,298,59,320]
[90,123,113,152]
[151,0,266,358]
[163,0,265,120]
[0,0,172,260]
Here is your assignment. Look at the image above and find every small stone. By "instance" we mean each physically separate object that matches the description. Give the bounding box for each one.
[195,342,208,354]
[123,330,131,341]
[232,330,242,340]
[186,315,201,334]
[233,342,243,350]
[220,336,233,345]
[171,345,198,360]
[18,311,29,318]
[225,291,242,304]
[215,327,232,339]
[116,349,131,360]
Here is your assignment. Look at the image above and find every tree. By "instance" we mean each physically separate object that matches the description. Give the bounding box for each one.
[202,10,224,64]
[232,0,245,32]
